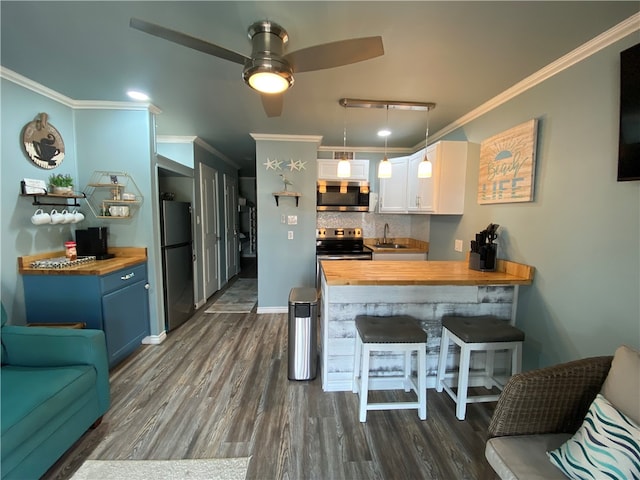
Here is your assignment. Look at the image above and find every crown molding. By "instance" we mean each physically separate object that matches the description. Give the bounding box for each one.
[317,145,413,154]
[157,135,240,170]
[1,66,162,115]
[157,135,198,144]
[425,12,640,147]
[250,133,323,144]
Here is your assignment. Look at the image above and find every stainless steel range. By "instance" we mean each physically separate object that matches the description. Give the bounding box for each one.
[316,227,372,286]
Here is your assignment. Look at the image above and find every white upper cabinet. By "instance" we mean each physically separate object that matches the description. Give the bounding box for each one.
[378,156,409,212]
[317,159,370,181]
[379,141,478,215]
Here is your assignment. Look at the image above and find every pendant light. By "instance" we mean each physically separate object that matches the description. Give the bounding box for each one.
[337,106,351,178]
[378,105,392,179]
[417,106,432,178]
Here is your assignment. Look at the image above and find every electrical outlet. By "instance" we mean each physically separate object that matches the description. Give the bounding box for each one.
[454,239,464,252]
[281,214,286,224]
[288,231,294,240]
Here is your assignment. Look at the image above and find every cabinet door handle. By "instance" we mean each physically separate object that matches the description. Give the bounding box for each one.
[144,283,150,290]
[121,272,135,280]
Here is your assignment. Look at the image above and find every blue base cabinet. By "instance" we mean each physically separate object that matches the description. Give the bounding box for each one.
[22,262,150,368]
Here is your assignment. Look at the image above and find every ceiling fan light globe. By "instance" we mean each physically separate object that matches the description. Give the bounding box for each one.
[243,56,294,94]
[417,158,432,178]
[247,71,291,94]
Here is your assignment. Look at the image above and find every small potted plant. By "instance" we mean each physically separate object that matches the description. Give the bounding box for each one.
[49,173,74,195]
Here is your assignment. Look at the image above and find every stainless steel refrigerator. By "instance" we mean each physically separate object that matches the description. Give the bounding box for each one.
[160,200,194,331]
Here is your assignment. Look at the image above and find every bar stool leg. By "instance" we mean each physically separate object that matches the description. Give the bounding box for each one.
[418,346,427,420]
[404,350,412,392]
[456,345,471,420]
[484,350,496,389]
[512,343,522,376]
[436,329,450,393]
[359,345,371,422]
[352,336,362,394]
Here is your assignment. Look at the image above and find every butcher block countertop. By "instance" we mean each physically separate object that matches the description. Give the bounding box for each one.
[18,247,147,276]
[321,259,534,286]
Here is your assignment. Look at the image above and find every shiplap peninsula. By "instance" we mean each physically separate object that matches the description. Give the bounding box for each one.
[319,259,534,392]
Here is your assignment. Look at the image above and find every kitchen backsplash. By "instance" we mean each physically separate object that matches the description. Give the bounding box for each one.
[316,212,430,240]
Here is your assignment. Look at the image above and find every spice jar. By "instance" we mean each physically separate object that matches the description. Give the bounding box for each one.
[65,241,77,261]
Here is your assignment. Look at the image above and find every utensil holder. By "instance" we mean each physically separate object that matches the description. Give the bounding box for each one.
[469,243,497,271]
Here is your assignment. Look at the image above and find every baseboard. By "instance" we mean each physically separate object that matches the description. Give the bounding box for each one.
[142,331,167,345]
[256,306,288,314]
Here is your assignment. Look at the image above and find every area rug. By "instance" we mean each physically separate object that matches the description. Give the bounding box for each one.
[205,278,257,313]
[71,457,250,480]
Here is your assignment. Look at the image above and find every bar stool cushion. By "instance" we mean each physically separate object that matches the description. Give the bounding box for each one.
[442,315,524,343]
[356,315,426,344]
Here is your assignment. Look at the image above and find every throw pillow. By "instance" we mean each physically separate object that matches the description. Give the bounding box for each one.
[547,393,640,480]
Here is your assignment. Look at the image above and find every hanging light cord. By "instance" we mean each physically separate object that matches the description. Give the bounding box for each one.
[425,106,430,148]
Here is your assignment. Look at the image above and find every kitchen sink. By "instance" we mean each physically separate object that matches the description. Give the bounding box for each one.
[374,243,408,249]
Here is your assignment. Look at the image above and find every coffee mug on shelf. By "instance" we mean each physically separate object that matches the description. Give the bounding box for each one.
[61,209,74,224]
[49,209,64,225]
[71,209,85,223]
[31,208,51,225]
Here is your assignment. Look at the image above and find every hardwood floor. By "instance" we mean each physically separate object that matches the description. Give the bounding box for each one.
[43,280,500,480]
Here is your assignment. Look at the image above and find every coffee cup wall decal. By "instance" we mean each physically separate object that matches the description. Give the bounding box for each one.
[21,112,65,169]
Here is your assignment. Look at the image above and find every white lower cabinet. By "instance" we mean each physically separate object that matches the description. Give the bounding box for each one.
[379,141,477,214]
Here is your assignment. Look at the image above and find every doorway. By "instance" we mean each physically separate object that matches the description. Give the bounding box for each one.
[200,163,221,299]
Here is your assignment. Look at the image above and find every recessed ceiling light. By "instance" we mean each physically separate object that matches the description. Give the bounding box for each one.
[377,129,391,137]
[126,90,150,101]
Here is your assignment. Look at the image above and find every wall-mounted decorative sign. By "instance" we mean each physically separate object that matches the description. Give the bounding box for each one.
[478,119,537,204]
[21,113,65,169]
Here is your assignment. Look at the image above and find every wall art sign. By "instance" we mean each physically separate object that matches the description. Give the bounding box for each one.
[477,118,537,204]
[21,112,65,169]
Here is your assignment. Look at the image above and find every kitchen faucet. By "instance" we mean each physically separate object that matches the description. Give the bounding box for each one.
[383,223,390,244]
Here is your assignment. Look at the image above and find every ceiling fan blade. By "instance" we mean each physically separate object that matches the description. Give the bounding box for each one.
[285,36,384,73]
[261,94,284,117]
[130,18,249,65]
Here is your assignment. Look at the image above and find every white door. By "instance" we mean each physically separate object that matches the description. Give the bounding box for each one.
[200,163,220,298]
[224,175,239,279]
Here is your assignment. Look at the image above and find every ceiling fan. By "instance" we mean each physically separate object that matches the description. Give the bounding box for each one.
[130,18,384,117]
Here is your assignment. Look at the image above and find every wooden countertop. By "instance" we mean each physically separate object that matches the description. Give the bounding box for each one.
[321,259,534,286]
[364,237,429,254]
[18,247,147,276]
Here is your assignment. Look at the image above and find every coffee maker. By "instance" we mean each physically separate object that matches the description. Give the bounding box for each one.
[75,227,115,260]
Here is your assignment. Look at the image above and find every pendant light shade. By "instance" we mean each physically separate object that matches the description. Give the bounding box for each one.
[417,106,433,178]
[337,158,351,178]
[337,106,351,178]
[378,156,392,178]
[378,106,392,179]
[417,155,432,178]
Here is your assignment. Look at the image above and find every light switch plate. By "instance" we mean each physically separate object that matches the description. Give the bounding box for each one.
[288,231,294,240]
[287,215,297,225]
[454,239,464,252]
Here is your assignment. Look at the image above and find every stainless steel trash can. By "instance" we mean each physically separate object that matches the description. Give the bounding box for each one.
[288,287,318,380]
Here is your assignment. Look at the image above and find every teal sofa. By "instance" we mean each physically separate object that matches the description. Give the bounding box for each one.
[0,305,110,480]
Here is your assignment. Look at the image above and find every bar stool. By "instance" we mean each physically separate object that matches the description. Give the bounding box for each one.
[352,315,427,422]
[436,315,524,420]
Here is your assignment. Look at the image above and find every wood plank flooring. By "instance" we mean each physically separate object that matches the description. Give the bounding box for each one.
[42,278,500,480]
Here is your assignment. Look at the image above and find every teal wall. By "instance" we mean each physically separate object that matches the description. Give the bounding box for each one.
[255,137,319,309]
[74,108,160,333]
[430,34,640,369]
[1,79,77,322]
